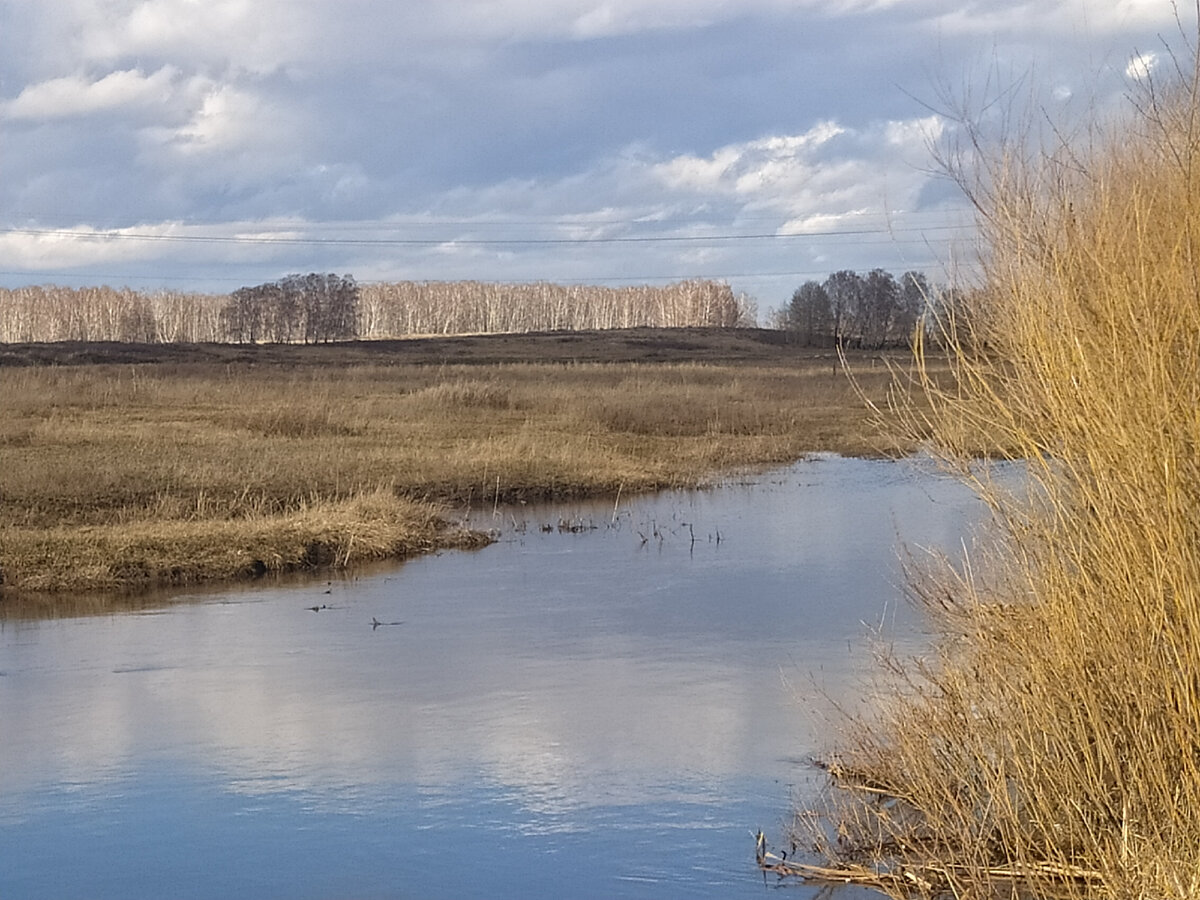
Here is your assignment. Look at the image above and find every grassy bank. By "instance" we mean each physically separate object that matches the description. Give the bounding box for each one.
[0,339,929,597]
[793,51,1200,900]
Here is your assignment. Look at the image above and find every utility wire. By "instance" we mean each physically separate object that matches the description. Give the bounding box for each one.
[0,223,972,247]
[3,208,969,230]
[0,263,960,287]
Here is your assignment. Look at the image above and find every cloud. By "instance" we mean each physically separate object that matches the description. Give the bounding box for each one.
[382,0,920,44]
[0,224,174,271]
[414,0,1181,45]
[73,0,313,74]
[0,0,1181,305]
[147,83,295,158]
[649,117,945,226]
[2,66,182,121]
[652,124,847,195]
[1125,50,1158,81]
[350,115,973,291]
[929,0,1177,37]
[0,108,975,301]
[0,66,305,174]
[0,220,304,273]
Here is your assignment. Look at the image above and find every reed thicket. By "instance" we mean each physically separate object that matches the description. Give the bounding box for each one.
[0,279,750,343]
[805,52,1200,900]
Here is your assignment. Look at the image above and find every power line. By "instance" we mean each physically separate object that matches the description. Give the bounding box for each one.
[0,260,961,289]
[0,269,258,284]
[0,223,974,247]
[2,207,973,231]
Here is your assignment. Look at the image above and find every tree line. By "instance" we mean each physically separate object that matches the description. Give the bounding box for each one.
[358,278,750,336]
[775,269,954,348]
[0,277,753,343]
[222,273,360,343]
[0,271,953,346]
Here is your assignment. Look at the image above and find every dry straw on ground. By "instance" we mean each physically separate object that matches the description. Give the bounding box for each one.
[795,43,1200,900]
[0,345,923,599]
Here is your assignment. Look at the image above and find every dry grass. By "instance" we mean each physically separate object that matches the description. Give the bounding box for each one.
[4,490,488,595]
[803,49,1200,900]
[0,346,928,597]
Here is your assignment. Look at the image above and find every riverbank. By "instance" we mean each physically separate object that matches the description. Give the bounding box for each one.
[0,329,939,598]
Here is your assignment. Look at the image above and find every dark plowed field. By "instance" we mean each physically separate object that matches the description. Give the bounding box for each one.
[0,328,864,368]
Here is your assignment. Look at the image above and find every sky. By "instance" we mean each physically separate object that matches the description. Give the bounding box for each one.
[0,1,1190,313]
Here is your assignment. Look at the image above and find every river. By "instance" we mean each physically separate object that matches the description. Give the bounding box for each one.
[0,455,988,899]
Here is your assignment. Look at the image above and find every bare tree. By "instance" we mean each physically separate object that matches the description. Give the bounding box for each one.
[784,281,833,345]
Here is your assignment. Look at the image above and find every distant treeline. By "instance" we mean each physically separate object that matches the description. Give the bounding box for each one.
[0,277,753,343]
[775,269,960,348]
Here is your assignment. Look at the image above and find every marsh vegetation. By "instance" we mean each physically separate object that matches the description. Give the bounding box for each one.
[0,335,933,597]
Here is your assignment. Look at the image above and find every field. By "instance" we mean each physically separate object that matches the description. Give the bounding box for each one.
[0,328,934,601]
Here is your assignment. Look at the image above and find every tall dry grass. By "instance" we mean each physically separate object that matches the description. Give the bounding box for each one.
[805,50,1200,900]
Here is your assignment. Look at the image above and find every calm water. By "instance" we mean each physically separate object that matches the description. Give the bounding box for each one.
[1,456,987,899]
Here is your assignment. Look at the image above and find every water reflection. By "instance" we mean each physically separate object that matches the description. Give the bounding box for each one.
[0,456,987,899]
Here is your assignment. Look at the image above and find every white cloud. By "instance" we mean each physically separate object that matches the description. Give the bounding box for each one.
[650,117,941,226]
[1071,0,1181,32]
[74,0,312,74]
[0,0,1165,303]
[930,0,1178,36]
[884,114,944,147]
[2,66,181,121]
[165,84,270,152]
[344,0,921,45]
[398,0,1184,45]
[132,81,309,191]
[0,108,974,299]
[566,0,741,39]
[0,223,178,270]
[1125,50,1158,81]
[651,123,846,195]
[0,220,301,272]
